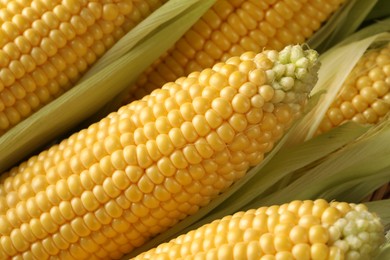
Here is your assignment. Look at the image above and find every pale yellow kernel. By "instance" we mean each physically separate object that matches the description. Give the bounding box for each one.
[372,100,389,116]
[220,86,237,101]
[229,71,248,89]
[249,68,267,86]
[193,114,211,136]
[209,72,228,90]
[327,107,344,126]
[156,157,175,177]
[260,233,276,255]
[274,223,293,237]
[311,243,329,260]
[274,234,293,252]
[309,225,329,244]
[362,107,378,123]
[193,97,211,114]
[259,85,274,102]
[340,86,358,101]
[298,215,320,229]
[351,95,368,112]
[181,122,199,142]
[356,76,372,90]
[292,243,311,260]
[360,87,378,103]
[232,93,251,113]
[369,67,385,81]
[321,207,341,225]
[212,97,233,119]
[180,103,196,122]
[156,134,174,156]
[202,86,219,100]
[260,112,277,131]
[275,251,294,260]
[229,113,248,132]
[372,80,389,97]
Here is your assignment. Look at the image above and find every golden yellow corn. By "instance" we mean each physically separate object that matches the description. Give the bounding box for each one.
[0,45,319,259]
[317,42,390,134]
[133,199,385,260]
[124,0,345,101]
[0,0,167,135]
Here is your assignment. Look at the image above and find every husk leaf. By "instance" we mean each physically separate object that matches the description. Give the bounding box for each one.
[286,33,390,146]
[314,0,377,52]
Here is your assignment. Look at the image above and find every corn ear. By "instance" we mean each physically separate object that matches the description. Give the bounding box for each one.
[0,0,216,173]
[132,200,385,260]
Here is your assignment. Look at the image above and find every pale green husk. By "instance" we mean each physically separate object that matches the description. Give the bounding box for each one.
[308,0,378,52]
[0,0,216,172]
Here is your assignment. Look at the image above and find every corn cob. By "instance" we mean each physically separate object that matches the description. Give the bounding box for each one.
[133,200,385,260]
[0,0,167,135]
[124,0,345,102]
[0,45,319,259]
[317,42,390,134]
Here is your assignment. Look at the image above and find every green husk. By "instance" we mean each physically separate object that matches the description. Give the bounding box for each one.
[375,230,390,260]
[367,199,390,230]
[249,119,390,208]
[0,0,215,172]
[309,0,378,53]
[365,0,390,22]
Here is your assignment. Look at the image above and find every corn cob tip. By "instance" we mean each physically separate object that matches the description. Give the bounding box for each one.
[248,44,319,115]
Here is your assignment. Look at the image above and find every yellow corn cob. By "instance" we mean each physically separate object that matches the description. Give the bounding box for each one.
[124,0,345,102]
[317,42,390,134]
[0,45,319,259]
[132,199,385,260]
[0,0,167,135]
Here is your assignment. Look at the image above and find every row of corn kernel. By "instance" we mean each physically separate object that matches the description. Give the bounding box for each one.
[132,200,384,260]
[0,0,167,135]
[125,0,345,101]
[317,43,390,134]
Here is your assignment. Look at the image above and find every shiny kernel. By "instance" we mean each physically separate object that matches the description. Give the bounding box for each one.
[81,191,99,211]
[309,225,329,244]
[212,97,233,119]
[229,113,248,132]
[259,85,275,102]
[372,100,389,116]
[112,170,130,190]
[260,233,276,254]
[362,108,378,123]
[292,243,311,260]
[183,146,202,165]
[327,107,344,126]
[360,87,378,103]
[229,70,247,88]
[310,243,329,260]
[191,115,209,136]
[156,134,174,156]
[180,103,196,121]
[232,93,251,113]
[216,122,236,143]
[30,218,48,239]
[170,150,188,169]
[192,97,211,115]
[351,95,368,112]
